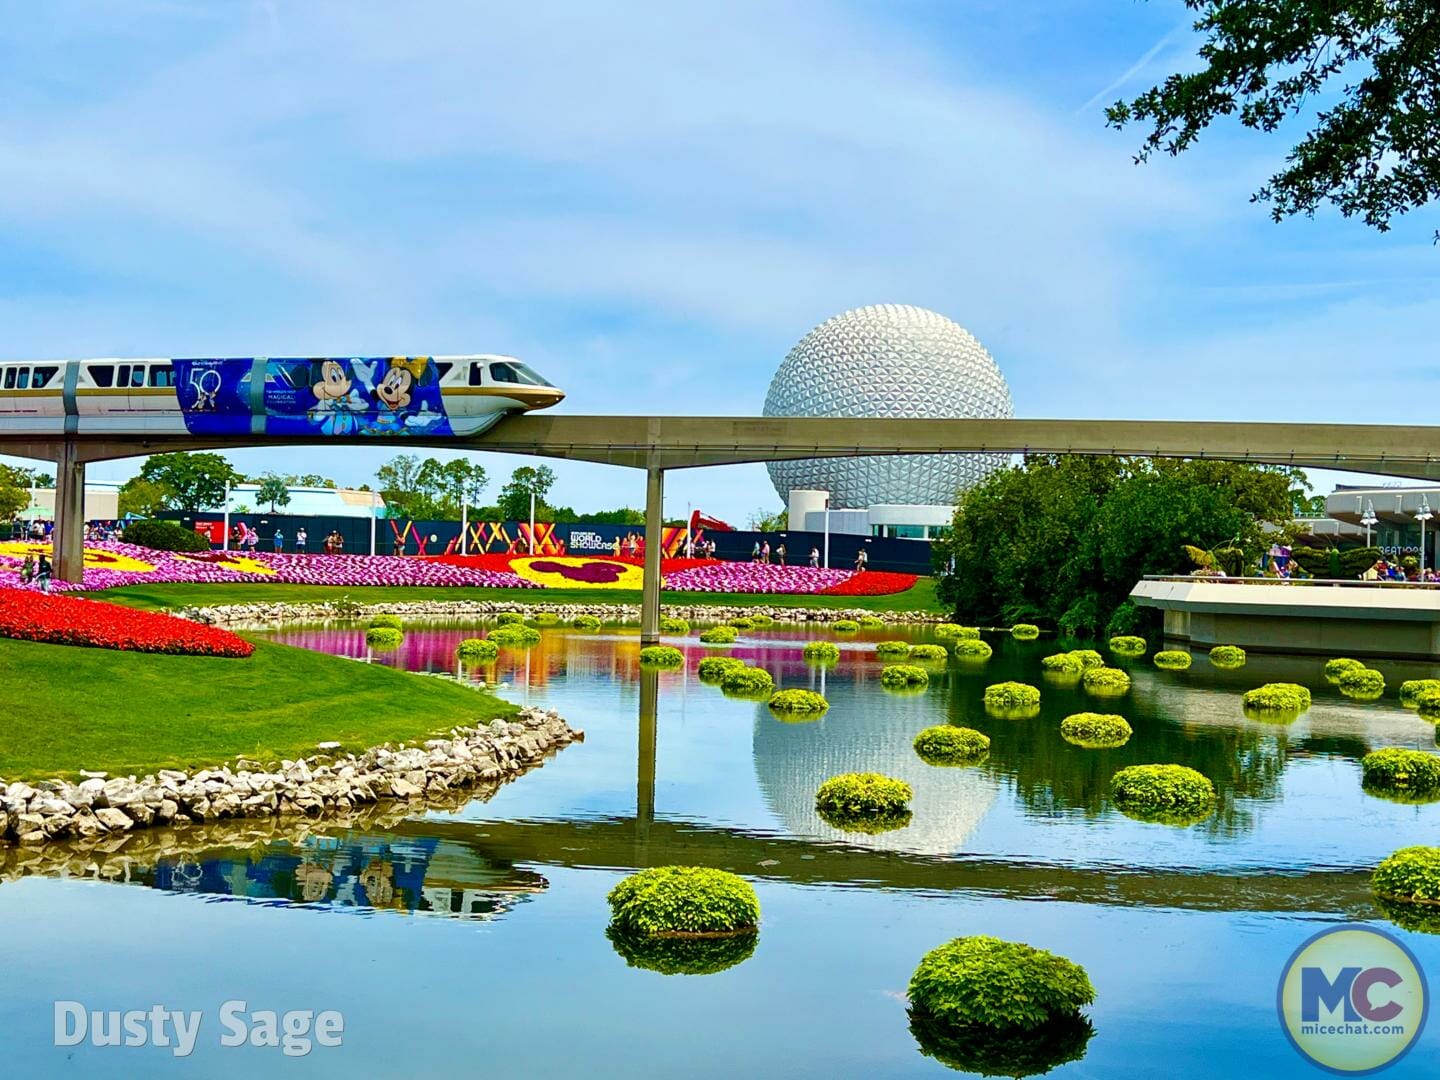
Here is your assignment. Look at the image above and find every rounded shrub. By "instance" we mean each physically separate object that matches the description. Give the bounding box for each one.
[748,613,774,627]
[659,616,691,634]
[909,643,948,661]
[983,682,1040,710]
[768,689,830,716]
[913,725,989,766]
[1416,689,1440,720]
[367,613,403,630]
[1372,846,1440,906]
[699,625,739,644]
[607,926,757,976]
[1153,650,1192,670]
[1011,623,1040,640]
[495,612,525,626]
[1362,748,1440,798]
[1041,653,1084,675]
[121,519,210,553]
[831,619,860,633]
[1060,713,1132,748]
[802,640,841,662]
[816,772,912,816]
[1241,682,1311,713]
[1068,649,1104,669]
[935,624,981,640]
[720,666,775,696]
[1082,667,1131,695]
[530,612,560,626]
[875,640,912,658]
[952,639,994,660]
[881,664,930,689]
[570,614,603,630]
[1338,667,1385,698]
[488,624,542,648]
[1209,644,1247,668]
[698,656,746,681]
[1399,679,1440,707]
[455,638,498,661]
[858,615,886,628]
[907,935,1095,1032]
[727,616,756,630]
[639,645,684,667]
[1108,635,1147,657]
[606,866,759,937]
[1325,657,1365,681]
[364,626,403,648]
[1110,764,1216,824]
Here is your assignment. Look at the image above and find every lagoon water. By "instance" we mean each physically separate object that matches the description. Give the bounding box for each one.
[4,622,1439,1076]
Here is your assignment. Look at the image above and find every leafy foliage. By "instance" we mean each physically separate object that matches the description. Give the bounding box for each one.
[1041,652,1084,675]
[727,617,755,630]
[255,472,291,513]
[136,452,243,513]
[830,619,860,633]
[1060,713,1133,749]
[1011,623,1040,640]
[364,626,403,648]
[908,936,1095,1031]
[913,725,990,766]
[984,682,1041,709]
[802,640,841,662]
[1362,748,1440,797]
[1338,666,1386,698]
[1399,679,1440,707]
[606,926,757,976]
[495,612,525,626]
[497,465,557,522]
[909,643,948,660]
[639,645,684,667]
[1242,682,1312,712]
[815,772,913,815]
[570,614,602,630]
[1153,650,1192,670]
[1325,657,1366,680]
[720,665,774,695]
[697,656,746,682]
[909,1008,1094,1077]
[1111,764,1217,824]
[699,626,739,644]
[881,664,930,688]
[768,689,830,715]
[455,637,498,661]
[1209,645,1247,668]
[1106,1,1440,236]
[659,616,690,633]
[934,623,980,639]
[488,624,542,647]
[1372,846,1440,905]
[1109,635,1147,657]
[1069,649,1104,669]
[606,866,760,936]
[121,519,210,553]
[367,614,403,629]
[858,615,886,627]
[529,612,560,626]
[1082,667,1131,695]
[953,639,994,660]
[875,640,912,657]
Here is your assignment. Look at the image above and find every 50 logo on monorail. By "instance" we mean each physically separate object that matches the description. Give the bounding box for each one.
[1279,926,1428,1073]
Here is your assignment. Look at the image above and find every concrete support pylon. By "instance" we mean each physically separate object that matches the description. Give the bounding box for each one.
[640,464,664,644]
[53,439,86,583]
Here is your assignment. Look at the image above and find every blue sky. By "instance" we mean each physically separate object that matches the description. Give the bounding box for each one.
[2,1,1435,522]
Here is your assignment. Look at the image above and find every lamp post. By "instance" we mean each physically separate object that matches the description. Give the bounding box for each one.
[1416,497,1434,575]
[221,480,231,550]
[529,490,536,555]
[822,493,831,570]
[1361,499,1378,547]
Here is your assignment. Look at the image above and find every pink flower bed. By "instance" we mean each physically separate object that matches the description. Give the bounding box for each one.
[661,563,853,594]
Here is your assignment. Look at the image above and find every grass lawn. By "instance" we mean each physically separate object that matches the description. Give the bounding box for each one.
[0,636,513,781]
[83,577,943,613]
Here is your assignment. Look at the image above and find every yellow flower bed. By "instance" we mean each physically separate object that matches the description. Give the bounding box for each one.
[0,542,157,573]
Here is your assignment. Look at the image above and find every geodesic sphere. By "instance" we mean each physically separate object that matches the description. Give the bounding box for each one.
[763,304,1014,508]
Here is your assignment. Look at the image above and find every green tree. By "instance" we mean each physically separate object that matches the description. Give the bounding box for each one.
[576,507,646,525]
[136,452,242,512]
[376,454,429,519]
[417,458,489,519]
[748,508,788,531]
[256,472,292,513]
[117,477,174,518]
[1107,1,1440,235]
[0,465,33,522]
[498,465,557,521]
[287,473,337,489]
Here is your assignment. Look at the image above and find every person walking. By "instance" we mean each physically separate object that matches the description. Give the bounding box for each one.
[273,528,284,553]
[809,546,819,568]
[751,540,761,563]
[295,527,307,554]
[19,554,34,585]
[775,542,787,566]
[854,547,868,573]
[761,540,771,565]
[36,553,52,594]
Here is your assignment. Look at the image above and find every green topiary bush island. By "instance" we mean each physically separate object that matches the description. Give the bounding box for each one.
[727,616,755,630]
[530,612,560,626]
[1372,846,1440,907]
[768,689,830,716]
[908,643,948,660]
[367,613,403,630]
[952,639,994,660]
[1153,650,1192,670]
[748,613,774,627]
[875,640,912,658]
[364,626,403,649]
[720,666,775,696]
[831,619,860,633]
[1060,713,1133,749]
[1338,666,1385,698]
[1041,653,1084,675]
[1209,645,1247,668]
[121,519,210,553]
[1241,682,1311,713]
[983,682,1040,710]
[881,664,930,689]
[488,624,542,648]
[659,616,690,633]
[859,615,885,628]
[639,645,684,667]
[816,772,912,817]
[907,935,1095,1034]
[1325,657,1365,681]
[1082,667,1131,695]
[570,614,603,630]
[1011,623,1041,640]
[1361,748,1440,798]
[802,640,841,662]
[1399,679,1440,707]
[1109,635,1147,657]
[606,866,760,937]
[913,725,990,766]
[698,656,746,681]
[495,612,525,625]
[1110,764,1216,824]
[699,625,739,644]
[1069,649,1104,669]
[455,638,498,661]
[1416,689,1440,720]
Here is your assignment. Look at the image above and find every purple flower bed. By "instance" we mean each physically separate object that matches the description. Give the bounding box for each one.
[662,563,854,594]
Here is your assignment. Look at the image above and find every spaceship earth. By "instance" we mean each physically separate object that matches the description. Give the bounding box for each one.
[763,304,1014,508]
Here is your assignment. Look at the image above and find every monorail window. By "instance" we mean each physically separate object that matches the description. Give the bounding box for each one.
[130,366,145,388]
[33,366,56,388]
[149,364,175,388]
[2,369,14,389]
[469,362,486,386]
[89,365,115,388]
[489,361,552,387]
[15,369,29,389]
[434,361,453,380]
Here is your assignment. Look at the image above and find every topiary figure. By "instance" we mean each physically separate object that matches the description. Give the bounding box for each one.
[698,656,746,682]
[606,925,758,976]
[881,664,930,689]
[831,619,860,633]
[875,640,912,658]
[1153,650,1192,670]
[1338,666,1385,698]
[913,725,989,766]
[983,682,1040,710]
[699,625,739,644]
[455,638,498,661]
[488,624,542,648]
[606,866,760,937]
[495,612,525,626]
[1011,623,1040,640]
[1209,644,1247,668]
[768,689,830,716]
[1110,764,1216,825]
[1241,682,1311,715]
[1362,748,1440,799]
[1041,653,1084,675]
[571,614,603,630]
[1082,667,1131,696]
[952,639,994,661]
[1399,679,1440,708]
[802,640,841,662]
[530,612,560,626]
[364,626,403,649]
[367,613,403,630]
[816,772,912,817]
[720,665,775,696]
[907,936,1095,1034]
[858,615,885,628]
[1060,713,1133,749]
[1068,649,1104,669]
[659,616,691,633]
[639,645,684,667]
[1372,846,1440,908]
[1325,657,1365,681]
[908,643,948,661]
[1108,635,1147,657]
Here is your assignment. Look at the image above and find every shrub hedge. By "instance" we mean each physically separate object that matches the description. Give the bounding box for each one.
[1153,650,1192,670]
[907,936,1095,1031]
[1208,645,1247,668]
[913,725,990,765]
[571,614,603,630]
[831,619,860,633]
[1338,667,1386,697]
[659,616,691,633]
[720,665,775,695]
[606,866,760,937]
[1372,846,1440,905]
[1110,764,1216,822]
[698,656,746,681]
[1059,713,1132,748]
[1041,653,1084,675]
[983,682,1040,710]
[530,612,560,626]
[489,624,542,647]
[1068,649,1104,669]
[639,645,684,667]
[815,772,912,816]
[1011,623,1040,640]
[859,615,886,628]
[748,614,775,627]
[455,638,498,661]
[699,625,739,644]
[1399,679,1440,707]
[802,640,841,662]
[881,664,930,688]
[876,640,913,658]
[367,613,403,630]
[909,643,948,660]
[364,626,403,648]
[1082,667,1131,695]
[768,689,830,715]
[495,612,525,625]
[120,519,210,553]
[1241,682,1312,712]
[934,623,980,639]
[1361,748,1440,796]
[1416,689,1440,720]
[727,617,755,630]
[952,640,994,660]
[1324,657,1365,681]
[1108,635,1147,657]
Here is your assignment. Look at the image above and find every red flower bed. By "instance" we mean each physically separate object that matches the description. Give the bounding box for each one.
[817,571,918,596]
[0,589,253,657]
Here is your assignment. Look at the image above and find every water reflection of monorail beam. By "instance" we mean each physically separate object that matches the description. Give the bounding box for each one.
[394,816,1377,917]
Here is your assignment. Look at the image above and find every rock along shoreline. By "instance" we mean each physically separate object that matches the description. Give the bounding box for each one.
[0,706,582,848]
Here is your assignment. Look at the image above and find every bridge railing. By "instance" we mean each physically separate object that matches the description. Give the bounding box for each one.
[1141,574,1440,589]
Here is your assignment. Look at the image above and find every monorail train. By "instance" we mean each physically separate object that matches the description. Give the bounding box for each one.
[0,354,563,438]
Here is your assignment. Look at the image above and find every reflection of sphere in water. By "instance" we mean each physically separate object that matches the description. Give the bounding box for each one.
[909,1010,1094,1076]
[606,927,758,975]
[752,696,998,854]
